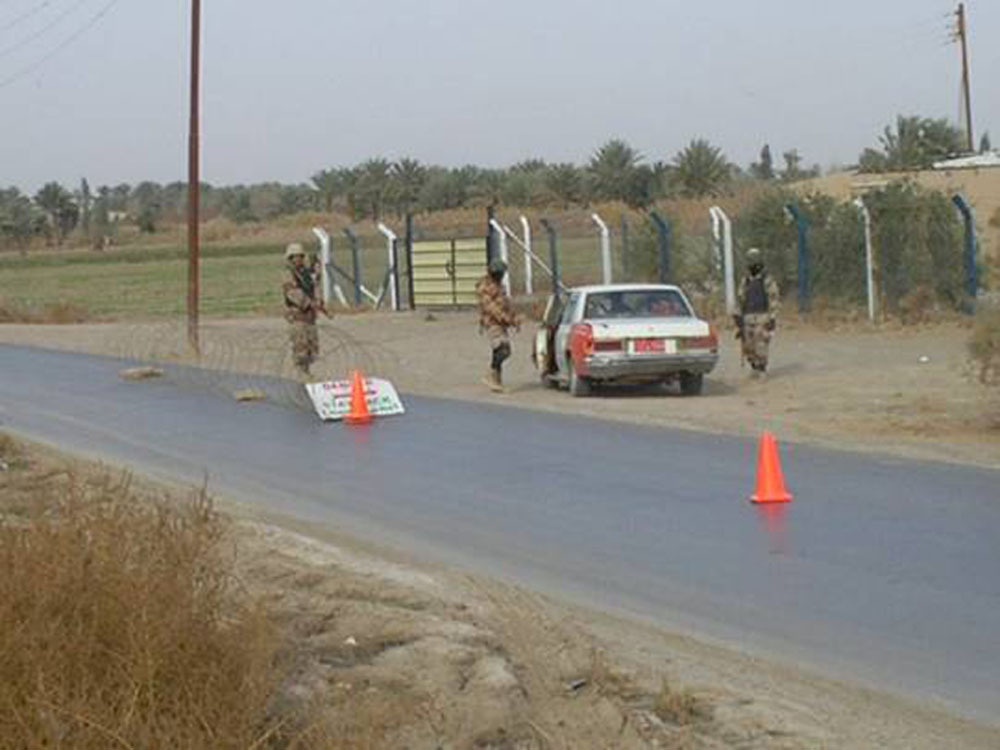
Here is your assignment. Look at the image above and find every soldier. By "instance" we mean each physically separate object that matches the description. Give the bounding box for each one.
[476,257,519,393]
[735,247,780,375]
[282,242,325,379]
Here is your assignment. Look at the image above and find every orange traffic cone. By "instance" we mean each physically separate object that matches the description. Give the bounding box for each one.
[344,370,373,425]
[750,432,793,504]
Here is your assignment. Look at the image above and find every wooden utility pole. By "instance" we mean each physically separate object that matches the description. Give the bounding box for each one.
[956,3,974,152]
[187,0,202,354]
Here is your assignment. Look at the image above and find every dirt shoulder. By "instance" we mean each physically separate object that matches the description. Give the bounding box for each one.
[1,315,999,747]
[1,312,997,467]
[4,436,997,749]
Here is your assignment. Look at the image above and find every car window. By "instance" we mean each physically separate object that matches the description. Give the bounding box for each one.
[583,289,691,319]
[559,294,579,325]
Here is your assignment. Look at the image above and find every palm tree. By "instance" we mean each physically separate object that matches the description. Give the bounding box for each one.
[588,139,642,202]
[879,116,964,169]
[355,158,392,220]
[668,139,732,198]
[34,182,79,245]
[311,168,346,213]
[860,115,965,172]
[389,158,427,215]
[0,188,42,254]
[545,164,584,208]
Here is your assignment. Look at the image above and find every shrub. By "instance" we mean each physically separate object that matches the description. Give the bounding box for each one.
[969,301,1000,386]
[0,467,284,749]
[734,182,966,317]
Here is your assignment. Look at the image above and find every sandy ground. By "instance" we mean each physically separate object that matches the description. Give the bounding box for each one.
[1,314,999,748]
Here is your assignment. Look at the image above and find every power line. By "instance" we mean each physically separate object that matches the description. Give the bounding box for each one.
[1,0,56,33]
[0,0,123,88]
[0,0,92,60]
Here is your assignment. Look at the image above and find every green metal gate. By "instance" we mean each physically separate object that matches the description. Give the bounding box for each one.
[411,239,486,306]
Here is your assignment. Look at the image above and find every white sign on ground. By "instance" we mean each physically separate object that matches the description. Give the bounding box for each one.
[305,378,405,422]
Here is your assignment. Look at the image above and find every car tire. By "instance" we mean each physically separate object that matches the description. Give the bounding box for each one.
[679,371,703,396]
[568,361,592,397]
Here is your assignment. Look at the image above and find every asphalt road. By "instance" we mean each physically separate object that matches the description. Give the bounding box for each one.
[2,345,999,724]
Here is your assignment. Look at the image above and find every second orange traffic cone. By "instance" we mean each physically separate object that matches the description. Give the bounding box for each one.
[750,432,793,504]
[344,370,373,425]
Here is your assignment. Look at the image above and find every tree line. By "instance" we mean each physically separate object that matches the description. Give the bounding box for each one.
[0,114,988,251]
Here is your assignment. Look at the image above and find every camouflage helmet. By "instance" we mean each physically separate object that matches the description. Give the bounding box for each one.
[746,247,762,262]
[285,242,305,259]
[488,257,508,276]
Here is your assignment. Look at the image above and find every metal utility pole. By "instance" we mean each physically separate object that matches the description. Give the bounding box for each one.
[187,0,202,354]
[955,3,974,152]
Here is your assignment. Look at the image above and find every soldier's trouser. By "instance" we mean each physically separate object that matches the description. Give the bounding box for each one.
[288,321,319,373]
[742,313,772,370]
[486,326,511,374]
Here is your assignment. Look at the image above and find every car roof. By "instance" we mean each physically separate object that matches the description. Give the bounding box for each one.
[568,283,684,295]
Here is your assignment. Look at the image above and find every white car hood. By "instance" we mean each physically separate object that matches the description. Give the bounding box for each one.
[589,318,710,339]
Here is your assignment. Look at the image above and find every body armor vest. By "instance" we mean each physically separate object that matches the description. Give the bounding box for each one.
[743,274,769,314]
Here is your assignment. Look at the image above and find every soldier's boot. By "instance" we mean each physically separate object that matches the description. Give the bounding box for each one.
[482,369,504,393]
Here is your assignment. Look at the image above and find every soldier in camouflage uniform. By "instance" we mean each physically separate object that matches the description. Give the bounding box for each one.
[282,242,325,379]
[476,258,519,393]
[735,247,780,375]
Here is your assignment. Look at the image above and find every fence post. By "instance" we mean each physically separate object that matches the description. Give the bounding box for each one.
[620,215,630,280]
[540,219,560,294]
[852,198,877,323]
[376,222,399,311]
[708,206,737,315]
[520,215,533,295]
[405,213,416,310]
[591,212,612,284]
[951,194,979,313]
[784,203,811,314]
[486,204,496,264]
[311,227,333,306]
[648,211,672,284]
[489,219,511,296]
[342,228,362,307]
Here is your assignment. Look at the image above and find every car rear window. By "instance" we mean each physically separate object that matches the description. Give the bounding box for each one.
[583,290,691,319]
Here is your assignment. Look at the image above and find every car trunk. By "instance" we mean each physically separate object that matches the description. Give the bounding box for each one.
[589,318,710,340]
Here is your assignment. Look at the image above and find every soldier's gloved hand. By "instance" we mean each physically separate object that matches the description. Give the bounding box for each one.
[766,319,776,332]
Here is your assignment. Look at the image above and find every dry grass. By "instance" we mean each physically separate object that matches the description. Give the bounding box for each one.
[0,438,289,749]
[969,301,1000,385]
[0,299,90,324]
[653,679,712,727]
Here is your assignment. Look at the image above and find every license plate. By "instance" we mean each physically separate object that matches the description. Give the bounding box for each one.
[631,338,674,354]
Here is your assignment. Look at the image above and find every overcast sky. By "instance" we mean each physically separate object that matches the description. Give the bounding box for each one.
[0,0,996,192]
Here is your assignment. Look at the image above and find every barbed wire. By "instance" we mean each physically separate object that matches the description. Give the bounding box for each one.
[0,0,122,88]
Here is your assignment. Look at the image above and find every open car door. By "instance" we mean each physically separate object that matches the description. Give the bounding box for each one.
[533,294,564,376]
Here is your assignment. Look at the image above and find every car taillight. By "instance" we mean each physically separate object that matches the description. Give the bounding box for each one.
[570,323,594,358]
[682,327,719,350]
[593,340,623,352]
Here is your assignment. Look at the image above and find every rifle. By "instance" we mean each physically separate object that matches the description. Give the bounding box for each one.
[732,314,746,368]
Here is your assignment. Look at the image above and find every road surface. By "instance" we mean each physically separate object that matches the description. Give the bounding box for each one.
[1,344,998,724]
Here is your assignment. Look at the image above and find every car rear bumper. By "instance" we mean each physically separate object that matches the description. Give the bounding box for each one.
[584,352,718,380]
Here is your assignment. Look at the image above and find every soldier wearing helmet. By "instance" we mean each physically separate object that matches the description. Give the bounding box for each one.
[475,256,519,393]
[735,247,781,375]
[281,242,325,379]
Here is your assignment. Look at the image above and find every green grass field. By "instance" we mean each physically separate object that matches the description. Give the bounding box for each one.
[0,233,629,321]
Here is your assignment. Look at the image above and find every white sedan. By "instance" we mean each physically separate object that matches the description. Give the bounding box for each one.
[533,284,719,396]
